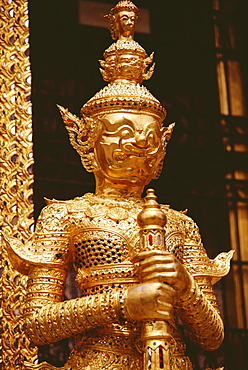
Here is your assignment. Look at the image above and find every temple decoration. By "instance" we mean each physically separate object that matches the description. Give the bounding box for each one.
[3,1,233,370]
[0,0,38,369]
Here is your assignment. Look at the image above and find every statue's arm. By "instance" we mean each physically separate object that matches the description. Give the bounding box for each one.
[175,273,224,351]
[10,202,124,345]
[175,218,224,351]
[24,264,125,345]
[132,214,228,351]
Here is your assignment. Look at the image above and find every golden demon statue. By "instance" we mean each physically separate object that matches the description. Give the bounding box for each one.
[5,1,233,370]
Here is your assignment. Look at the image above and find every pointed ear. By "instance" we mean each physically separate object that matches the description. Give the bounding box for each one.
[161,122,175,150]
[57,105,98,172]
[80,151,98,173]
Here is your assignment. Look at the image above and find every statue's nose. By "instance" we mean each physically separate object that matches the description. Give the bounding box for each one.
[135,133,147,148]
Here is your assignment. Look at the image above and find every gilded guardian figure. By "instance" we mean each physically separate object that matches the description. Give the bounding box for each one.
[6,1,233,369]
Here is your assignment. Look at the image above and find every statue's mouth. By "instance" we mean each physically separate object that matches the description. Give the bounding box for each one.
[120,142,160,158]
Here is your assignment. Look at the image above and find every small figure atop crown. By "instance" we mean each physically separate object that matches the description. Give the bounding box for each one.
[106,0,139,41]
[99,0,155,84]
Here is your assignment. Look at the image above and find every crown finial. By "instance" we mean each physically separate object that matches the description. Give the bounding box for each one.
[106,1,139,41]
[99,1,155,85]
[110,0,139,15]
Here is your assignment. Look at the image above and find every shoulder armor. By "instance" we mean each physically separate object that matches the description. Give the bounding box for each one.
[44,197,63,205]
[3,202,71,275]
[187,250,234,284]
[3,233,71,275]
[164,207,234,284]
[35,202,69,233]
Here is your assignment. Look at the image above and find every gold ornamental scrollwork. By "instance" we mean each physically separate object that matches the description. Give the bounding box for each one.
[0,0,38,369]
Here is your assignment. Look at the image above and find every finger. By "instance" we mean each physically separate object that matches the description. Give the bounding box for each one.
[138,255,175,269]
[156,301,174,320]
[139,263,175,276]
[157,293,175,305]
[157,299,174,311]
[132,250,171,263]
[156,310,174,321]
[141,271,178,283]
[157,284,176,297]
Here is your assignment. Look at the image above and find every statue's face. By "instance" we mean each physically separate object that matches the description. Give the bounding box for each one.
[94,113,165,186]
[117,11,136,37]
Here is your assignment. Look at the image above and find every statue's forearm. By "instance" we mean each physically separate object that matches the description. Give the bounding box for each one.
[24,266,125,345]
[25,289,125,345]
[176,275,224,351]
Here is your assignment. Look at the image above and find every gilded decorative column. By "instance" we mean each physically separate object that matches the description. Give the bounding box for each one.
[0,0,38,368]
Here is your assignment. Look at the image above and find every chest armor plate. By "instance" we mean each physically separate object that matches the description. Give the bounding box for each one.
[68,197,186,291]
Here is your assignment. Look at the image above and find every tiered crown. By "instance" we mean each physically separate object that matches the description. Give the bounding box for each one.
[99,40,151,83]
[109,1,139,16]
[81,1,166,122]
[81,81,166,121]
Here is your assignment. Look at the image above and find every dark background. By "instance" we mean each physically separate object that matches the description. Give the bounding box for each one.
[28,0,248,368]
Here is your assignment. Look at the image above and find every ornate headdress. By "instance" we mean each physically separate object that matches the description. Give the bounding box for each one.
[58,1,174,173]
[109,0,139,16]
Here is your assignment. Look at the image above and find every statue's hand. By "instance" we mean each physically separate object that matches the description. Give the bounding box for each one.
[132,250,191,298]
[125,282,176,321]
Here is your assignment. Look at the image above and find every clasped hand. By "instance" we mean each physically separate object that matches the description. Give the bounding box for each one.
[125,250,191,321]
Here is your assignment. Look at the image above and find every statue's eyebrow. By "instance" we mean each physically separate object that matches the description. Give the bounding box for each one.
[114,117,135,129]
[100,117,135,132]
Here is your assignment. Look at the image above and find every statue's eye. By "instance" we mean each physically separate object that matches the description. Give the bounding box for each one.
[121,15,128,21]
[147,132,156,145]
[121,129,133,139]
